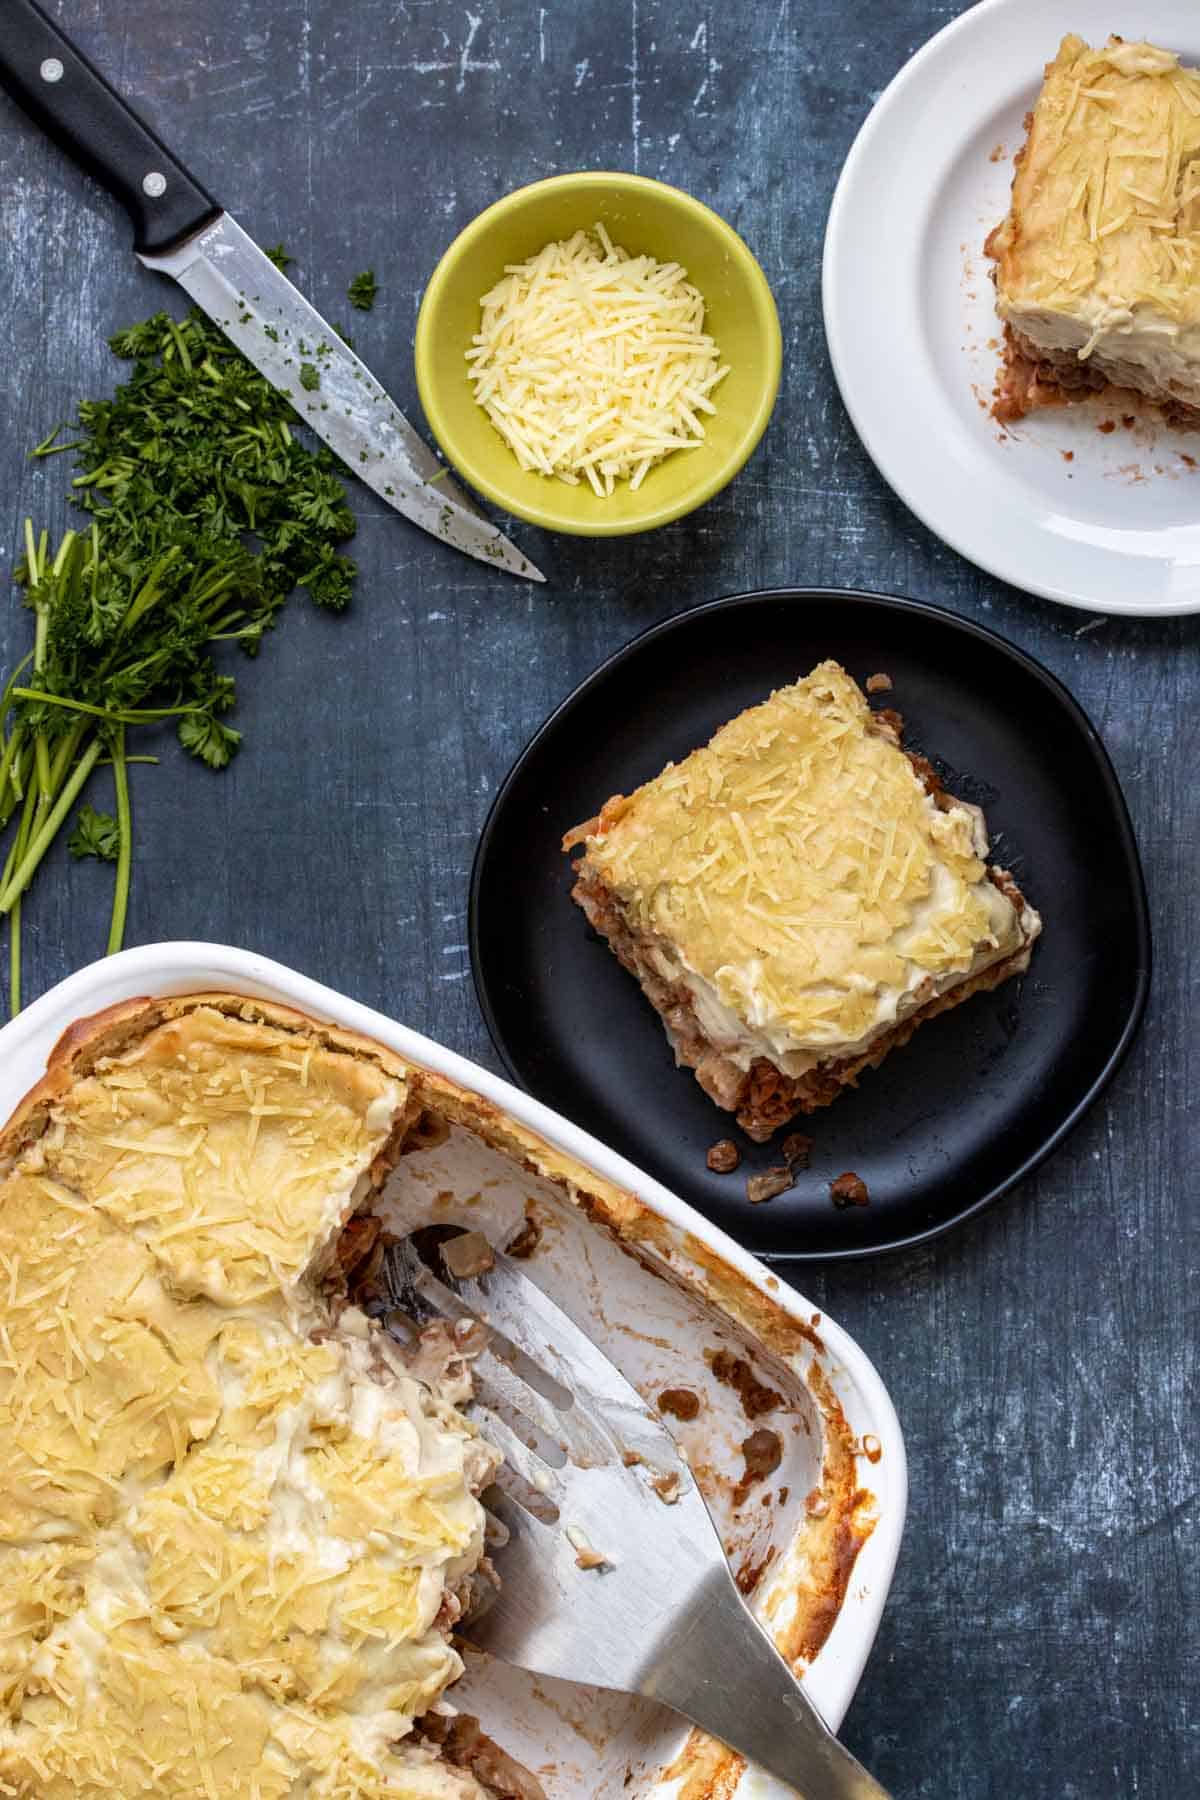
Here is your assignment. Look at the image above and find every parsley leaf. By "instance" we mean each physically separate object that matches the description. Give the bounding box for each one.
[68,804,119,861]
[178,711,242,770]
[0,301,359,1011]
[348,269,379,311]
[265,243,293,270]
[299,362,320,392]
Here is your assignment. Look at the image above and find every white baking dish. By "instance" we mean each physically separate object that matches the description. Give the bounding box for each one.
[0,942,906,1796]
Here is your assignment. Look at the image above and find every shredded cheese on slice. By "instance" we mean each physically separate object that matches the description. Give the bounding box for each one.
[465,223,729,496]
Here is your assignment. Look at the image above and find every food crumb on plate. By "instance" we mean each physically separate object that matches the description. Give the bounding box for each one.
[706,1137,741,1173]
[746,1165,794,1205]
[781,1131,814,1169]
[830,1171,870,1209]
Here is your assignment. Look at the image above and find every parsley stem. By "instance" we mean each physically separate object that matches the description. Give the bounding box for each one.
[118,545,182,638]
[2,742,29,818]
[0,735,101,916]
[6,895,18,1018]
[50,529,78,578]
[4,777,37,1016]
[48,721,87,794]
[107,726,131,956]
[0,723,25,812]
[34,733,53,804]
[29,423,82,457]
[0,652,33,728]
[10,688,204,725]
[29,524,53,807]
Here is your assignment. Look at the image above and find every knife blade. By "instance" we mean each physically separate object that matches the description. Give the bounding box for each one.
[0,0,544,583]
[142,215,543,580]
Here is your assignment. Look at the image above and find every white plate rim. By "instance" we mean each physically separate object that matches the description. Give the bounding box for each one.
[822,0,1200,618]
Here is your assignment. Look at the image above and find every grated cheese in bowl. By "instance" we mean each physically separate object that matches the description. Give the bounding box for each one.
[465,223,729,497]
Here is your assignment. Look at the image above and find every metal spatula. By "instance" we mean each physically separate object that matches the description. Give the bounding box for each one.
[373,1229,891,1799]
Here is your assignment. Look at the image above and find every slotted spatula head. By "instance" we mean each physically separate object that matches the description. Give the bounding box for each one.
[377,1227,722,1693]
[373,1228,892,1800]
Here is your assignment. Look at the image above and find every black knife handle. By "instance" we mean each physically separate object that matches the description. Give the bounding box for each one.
[0,0,219,253]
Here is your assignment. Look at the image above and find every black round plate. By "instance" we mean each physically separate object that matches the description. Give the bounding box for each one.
[469,591,1151,1260]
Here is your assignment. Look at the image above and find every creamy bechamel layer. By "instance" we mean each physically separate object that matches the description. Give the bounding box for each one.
[573,663,1039,1074]
[990,36,1200,407]
[0,1006,496,1799]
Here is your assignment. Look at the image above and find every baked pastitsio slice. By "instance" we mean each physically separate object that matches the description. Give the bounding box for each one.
[0,997,505,1799]
[988,35,1200,420]
[564,662,1041,1142]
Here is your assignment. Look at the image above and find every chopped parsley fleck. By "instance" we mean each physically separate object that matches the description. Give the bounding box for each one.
[347,269,379,311]
[299,362,320,392]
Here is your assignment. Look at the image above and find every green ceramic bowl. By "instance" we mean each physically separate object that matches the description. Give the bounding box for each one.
[414,172,782,537]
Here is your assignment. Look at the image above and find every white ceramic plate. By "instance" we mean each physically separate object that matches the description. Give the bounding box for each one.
[0,943,906,1792]
[823,0,1200,617]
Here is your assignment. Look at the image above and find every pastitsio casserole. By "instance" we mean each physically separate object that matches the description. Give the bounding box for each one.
[0,972,902,1796]
[565,662,1041,1142]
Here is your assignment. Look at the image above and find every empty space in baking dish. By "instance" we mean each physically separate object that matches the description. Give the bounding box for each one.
[375,1115,869,1795]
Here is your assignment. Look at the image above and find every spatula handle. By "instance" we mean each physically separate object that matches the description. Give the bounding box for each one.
[0,0,218,252]
[641,1567,892,1798]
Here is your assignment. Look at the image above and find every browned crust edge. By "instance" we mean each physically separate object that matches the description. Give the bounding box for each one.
[567,862,1035,1141]
[988,322,1200,429]
[0,987,877,1791]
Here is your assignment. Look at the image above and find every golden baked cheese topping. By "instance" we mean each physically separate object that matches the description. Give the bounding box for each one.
[30,1006,406,1311]
[576,662,1031,1063]
[990,35,1200,405]
[0,1001,494,1799]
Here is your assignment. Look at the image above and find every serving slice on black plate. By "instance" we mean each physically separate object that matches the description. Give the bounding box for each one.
[469,591,1150,1260]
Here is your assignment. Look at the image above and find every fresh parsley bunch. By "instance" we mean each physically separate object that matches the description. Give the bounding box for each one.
[0,303,358,1012]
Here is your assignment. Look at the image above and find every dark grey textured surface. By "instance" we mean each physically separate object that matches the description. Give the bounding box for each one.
[0,1,1195,1794]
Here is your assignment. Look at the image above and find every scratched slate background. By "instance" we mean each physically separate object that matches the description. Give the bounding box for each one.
[1,0,1197,1794]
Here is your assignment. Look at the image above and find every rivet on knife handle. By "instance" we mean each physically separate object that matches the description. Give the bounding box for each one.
[0,0,220,254]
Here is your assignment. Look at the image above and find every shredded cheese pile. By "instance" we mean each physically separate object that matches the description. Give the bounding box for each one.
[465,223,728,496]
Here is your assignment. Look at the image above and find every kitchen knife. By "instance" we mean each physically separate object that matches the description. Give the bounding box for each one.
[0,0,544,582]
